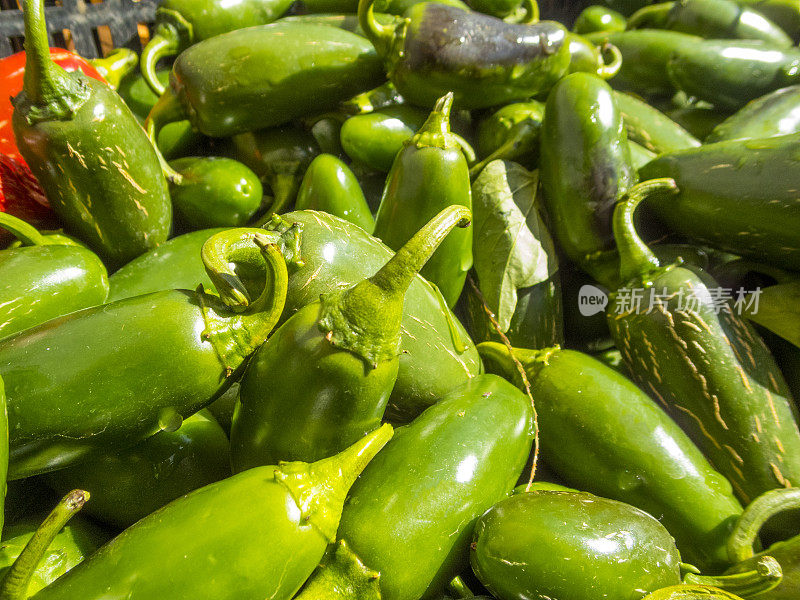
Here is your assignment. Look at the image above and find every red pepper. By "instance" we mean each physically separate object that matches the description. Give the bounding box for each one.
[0,154,59,245]
[0,48,107,162]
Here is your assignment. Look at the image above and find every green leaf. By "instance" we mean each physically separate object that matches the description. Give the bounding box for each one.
[743,281,800,349]
[471,160,557,333]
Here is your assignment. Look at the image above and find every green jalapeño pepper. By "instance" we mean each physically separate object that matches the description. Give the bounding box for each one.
[293,375,535,600]
[475,100,545,171]
[638,133,800,270]
[606,180,800,519]
[627,0,793,47]
[667,41,800,110]
[587,29,700,96]
[168,157,263,229]
[613,90,701,153]
[44,410,230,530]
[724,488,800,599]
[566,33,624,79]
[0,234,288,480]
[540,72,636,289]
[146,23,385,139]
[12,0,172,267]
[225,124,322,217]
[295,154,375,233]
[0,376,6,536]
[31,426,392,600]
[142,0,295,95]
[706,85,800,142]
[340,105,427,172]
[358,0,571,109]
[373,94,472,307]
[479,343,743,571]
[107,228,227,302]
[471,490,684,600]
[261,210,482,423]
[231,206,471,469]
[574,5,628,33]
[734,0,800,41]
[0,214,108,341]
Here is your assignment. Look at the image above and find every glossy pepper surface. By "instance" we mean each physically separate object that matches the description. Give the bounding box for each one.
[707,85,800,142]
[373,93,472,307]
[295,154,375,232]
[147,22,385,138]
[667,41,800,110]
[614,90,701,153]
[566,32,623,78]
[479,342,743,571]
[607,181,800,514]
[475,101,544,171]
[44,410,230,530]
[359,0,570,109]
[32,426,392,600]
[573,5,627,33]
[141,0,295,95]
[340,105,427,172]
[540,72,636,289]
[231,207,471,469]
[0,234,287,480]
[0,213,108,341]
[107,228,227,302]
[12,0,171,267]
[471,490,683,600]
[627,0,793,46]
[261,209,482,423]
[588,29,699,96]
[638,134,800,270]
[168,157,263,229]
[294,374,534,600]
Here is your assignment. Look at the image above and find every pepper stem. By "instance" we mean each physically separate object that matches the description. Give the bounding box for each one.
[302,424,393,540]
[201,232,289,358]
[597,43,623,79]
[411,92,461,150]
[293,540,381,600]
[89,48,138,90]
[318,205,471,367]
[20,0,87,117]
[0,490,88,600]
[626,1,673,29]
[141,30,178,96]
[145,88,185,184]
[613,178,678,283]
[514,0,540,24]
[358,0,397,56]
[477,341,557,387]
[0,213,46,247]
[683,556,783,598]
[727,487,800,563]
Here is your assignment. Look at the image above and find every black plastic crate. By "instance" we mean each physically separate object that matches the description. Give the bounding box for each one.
[0,0,156,59]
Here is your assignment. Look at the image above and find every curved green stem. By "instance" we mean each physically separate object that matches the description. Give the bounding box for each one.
[627,1,673,29]
[469,134,525,179]
[613,178,678,283]
[141,30,179,96]
[728,487,800,563]
[0,490,88,600]
[145,88,185,185]
[265,174,299,218]
[371,205,471,294]
[340,81,403,115]
[453,133,477,163]
[0,213,46,246]
[684,556,783,598]
[477,341,556,385]
[517,0,540,24]
[89,48,138,90]
[358,0,397,56]
[597,42,623,79]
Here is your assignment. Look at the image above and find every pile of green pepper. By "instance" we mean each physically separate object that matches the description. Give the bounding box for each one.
[2,0,800,597]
